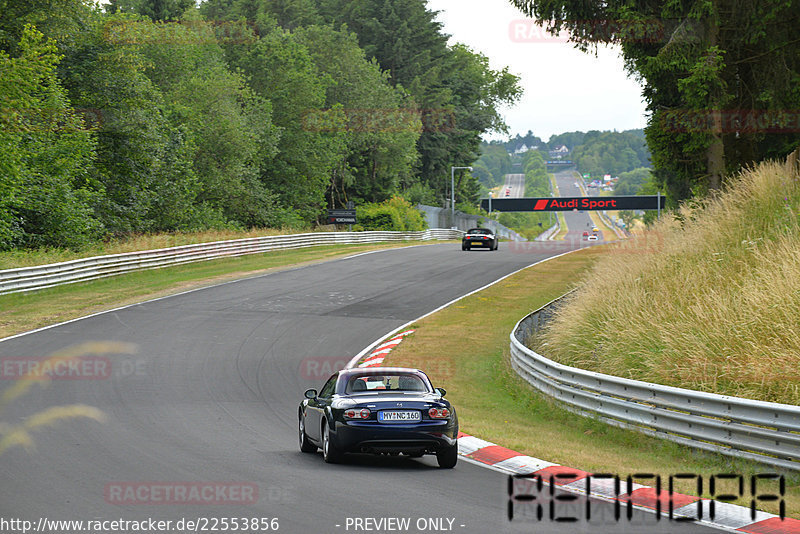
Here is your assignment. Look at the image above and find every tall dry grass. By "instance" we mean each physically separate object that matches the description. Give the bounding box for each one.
[537,148,800,404]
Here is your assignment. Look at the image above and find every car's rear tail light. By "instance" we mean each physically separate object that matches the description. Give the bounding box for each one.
[428,407,450,419]
[345,408,371,420]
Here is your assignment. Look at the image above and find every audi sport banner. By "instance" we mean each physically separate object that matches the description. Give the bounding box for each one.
[480,196,665,212]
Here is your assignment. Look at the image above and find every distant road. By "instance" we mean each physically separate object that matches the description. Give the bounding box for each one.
[501,173,525,198]
[552,169,602,243]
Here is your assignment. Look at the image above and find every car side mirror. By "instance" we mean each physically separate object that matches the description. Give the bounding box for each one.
[304,388,318,399]
[436,387,446,397]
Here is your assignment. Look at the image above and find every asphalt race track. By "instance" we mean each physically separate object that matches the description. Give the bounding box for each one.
[552,169,602,244]
[0,244,717,533]
[501,174,525,198]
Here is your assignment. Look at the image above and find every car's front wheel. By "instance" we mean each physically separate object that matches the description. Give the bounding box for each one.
[436,443,458,468]
[299,414,317,453]
[322,420,342,463]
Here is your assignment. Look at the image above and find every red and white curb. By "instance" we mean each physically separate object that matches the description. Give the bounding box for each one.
[356,330,415,368]
[459,432,800,533]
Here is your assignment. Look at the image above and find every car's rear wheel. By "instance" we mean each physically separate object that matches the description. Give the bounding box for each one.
[298,414,317,453]
[462,244,469,251]
[322,420,342,463]
[436,443,458,468]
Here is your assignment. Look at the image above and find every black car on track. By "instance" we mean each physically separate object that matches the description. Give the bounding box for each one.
[298,367,459,468]
[462,228,498,251]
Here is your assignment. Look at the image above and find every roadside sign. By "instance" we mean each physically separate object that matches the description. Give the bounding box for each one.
[479,196,666,212]
[327,209,357,224]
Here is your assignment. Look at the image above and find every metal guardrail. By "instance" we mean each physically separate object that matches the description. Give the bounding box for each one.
[0,229,463,295]
[510,292,800,471]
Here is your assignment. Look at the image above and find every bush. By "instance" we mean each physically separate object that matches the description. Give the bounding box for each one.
[357,196,427,231]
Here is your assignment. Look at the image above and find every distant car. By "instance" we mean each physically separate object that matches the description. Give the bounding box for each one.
[505,190,511,197]
[462,228,497,251]
[592,227,599,233]
[582,231,589,237]
[588,235,598,241]
[298,367,459,468]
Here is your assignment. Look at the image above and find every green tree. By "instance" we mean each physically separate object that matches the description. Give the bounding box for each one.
[59,14,175,233]
[476,144,512,187]
[571,130,650,177]
[234,26,345,222]
[0,25,101,249]
[130,17,282,228]
[614,167,652,195]
[320,0,521,205]
[0,0,91,54]
[105,0,195,21]
[547,131,584,151]
[294,24,420,206]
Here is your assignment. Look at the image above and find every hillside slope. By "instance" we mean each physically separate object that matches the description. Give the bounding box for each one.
[536,148,800,404]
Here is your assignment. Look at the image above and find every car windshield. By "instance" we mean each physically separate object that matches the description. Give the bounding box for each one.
[345,373,429,394]
[467,229,490,234]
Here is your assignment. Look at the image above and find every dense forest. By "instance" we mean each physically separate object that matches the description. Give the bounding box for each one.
[473,128,651,189]
[570,130,649,177]
[0,0,521,250]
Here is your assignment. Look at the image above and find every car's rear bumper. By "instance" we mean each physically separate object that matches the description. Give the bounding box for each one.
[332,420,457,454]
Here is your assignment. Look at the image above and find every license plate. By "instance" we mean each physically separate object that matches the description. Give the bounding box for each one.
[471,241,484,245]
[378,410,421,422]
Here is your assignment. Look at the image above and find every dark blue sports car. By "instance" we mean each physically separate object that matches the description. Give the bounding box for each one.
[298,367,459,468]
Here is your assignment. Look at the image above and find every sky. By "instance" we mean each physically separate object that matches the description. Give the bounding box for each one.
[426,0,649,142]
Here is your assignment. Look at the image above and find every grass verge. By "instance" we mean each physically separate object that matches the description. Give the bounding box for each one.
[0,241,438,339]
[548,172,569,240]
[381,245,799,517]
[553,212,569,240]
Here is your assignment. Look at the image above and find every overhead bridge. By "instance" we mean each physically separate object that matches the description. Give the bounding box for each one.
[480,195,666,212]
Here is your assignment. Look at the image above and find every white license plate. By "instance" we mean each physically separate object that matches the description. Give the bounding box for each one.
[379,410,421,422]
